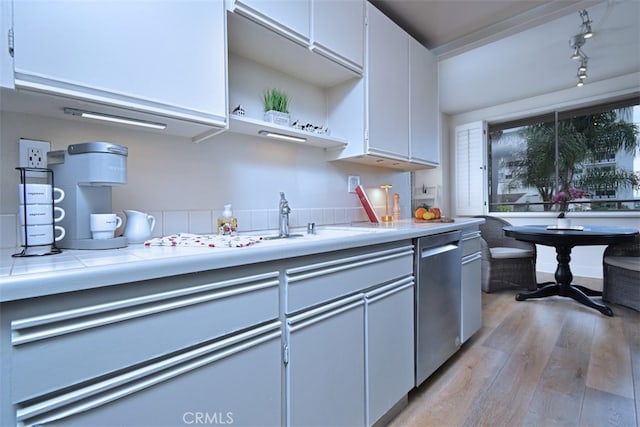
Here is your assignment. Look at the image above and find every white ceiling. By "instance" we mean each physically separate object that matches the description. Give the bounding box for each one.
[370,0,640,115]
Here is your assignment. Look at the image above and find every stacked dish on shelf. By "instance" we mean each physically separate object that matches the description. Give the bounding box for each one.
[15,168,65,257]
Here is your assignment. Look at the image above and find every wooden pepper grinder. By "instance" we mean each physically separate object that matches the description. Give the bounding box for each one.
[393,193,400,221]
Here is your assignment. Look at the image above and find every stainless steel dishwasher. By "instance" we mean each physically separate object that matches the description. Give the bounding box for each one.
[414,230,462,386]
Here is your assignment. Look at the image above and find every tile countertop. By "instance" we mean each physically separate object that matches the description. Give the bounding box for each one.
[0,218,483,303]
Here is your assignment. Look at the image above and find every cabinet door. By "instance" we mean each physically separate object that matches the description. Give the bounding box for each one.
[288,297,365,426]
[366,3,410,160]
[233,0,310,44]
[17,326,282,426]
[410,37,439,166]
[12,0,227,125]
[312,0,364,73]
[366,278,414,426]
[461,253,482,343]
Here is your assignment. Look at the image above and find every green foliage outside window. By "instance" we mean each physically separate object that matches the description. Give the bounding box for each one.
[488,100,639,213]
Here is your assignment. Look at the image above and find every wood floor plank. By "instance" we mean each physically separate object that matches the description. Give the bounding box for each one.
[480,291,517,330]
[587,313,634,399]
[462,303,566,426]
[619,304,640,424]
[480,298,537,354]
[523,309,595,426]
[387,345,508,427]
[580,387,636,427]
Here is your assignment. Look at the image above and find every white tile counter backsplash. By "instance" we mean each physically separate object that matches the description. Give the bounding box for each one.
[1,207,371,249]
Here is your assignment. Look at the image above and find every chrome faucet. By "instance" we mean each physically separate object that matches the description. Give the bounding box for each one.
[278,192,291,237]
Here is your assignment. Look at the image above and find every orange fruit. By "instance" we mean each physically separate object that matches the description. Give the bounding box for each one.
[415,207,427,219]
[423,211,436,220]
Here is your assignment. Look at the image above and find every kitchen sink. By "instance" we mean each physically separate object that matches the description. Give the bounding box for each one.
[257,225,396,243]
[262,234,304,240]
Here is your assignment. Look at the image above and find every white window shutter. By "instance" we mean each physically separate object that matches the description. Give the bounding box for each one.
[454,121,485,216]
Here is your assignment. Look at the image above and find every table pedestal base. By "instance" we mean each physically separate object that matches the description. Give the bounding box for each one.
[516,283,613,316]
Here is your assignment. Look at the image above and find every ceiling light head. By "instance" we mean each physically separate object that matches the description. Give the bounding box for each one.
[579,9,593,38]
[578,61,587,72]
[577,79,584,87]
[578,70,587,79]
[570,48,583,60]
[569,34,586,60]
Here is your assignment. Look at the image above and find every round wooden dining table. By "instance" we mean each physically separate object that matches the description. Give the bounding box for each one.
[502,224,639,316]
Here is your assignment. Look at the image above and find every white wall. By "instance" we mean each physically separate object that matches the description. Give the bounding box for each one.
[0,112,411,247]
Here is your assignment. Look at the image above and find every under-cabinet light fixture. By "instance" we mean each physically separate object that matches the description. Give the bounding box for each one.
[63,108,167,130]
[258,130,306,143]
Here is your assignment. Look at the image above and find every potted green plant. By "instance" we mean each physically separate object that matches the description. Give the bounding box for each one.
[263,88,290,126]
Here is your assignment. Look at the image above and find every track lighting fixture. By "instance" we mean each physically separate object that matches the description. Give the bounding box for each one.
[569,9,594,87]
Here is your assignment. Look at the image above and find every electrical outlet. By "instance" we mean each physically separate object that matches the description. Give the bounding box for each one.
[348,175,360,193]
[19,139,50,168]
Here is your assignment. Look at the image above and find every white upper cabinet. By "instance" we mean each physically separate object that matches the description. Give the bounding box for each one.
[326,2,439,171]
[9,0,227,141]
[367,2,410,161]
[410,37,439,166]
[231,0,311,44]
[311,0,365,73]
[228,0,363,77]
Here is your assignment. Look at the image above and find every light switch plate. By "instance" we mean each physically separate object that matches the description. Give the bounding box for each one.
[348,175,360,193]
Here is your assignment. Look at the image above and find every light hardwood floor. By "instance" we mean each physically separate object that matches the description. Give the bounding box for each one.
[388,289,640,427]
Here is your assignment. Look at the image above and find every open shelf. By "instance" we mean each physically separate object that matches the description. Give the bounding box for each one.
[229,115,347,149]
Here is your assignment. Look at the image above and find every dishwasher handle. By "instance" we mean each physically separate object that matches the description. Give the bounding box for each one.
[421,244,459,258]
[417,230,461,257]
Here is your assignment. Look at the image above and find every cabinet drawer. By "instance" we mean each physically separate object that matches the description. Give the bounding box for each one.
[16,323,282,427]
[10,271,279,403]
[285,245,414,313]
[461,230,481,257]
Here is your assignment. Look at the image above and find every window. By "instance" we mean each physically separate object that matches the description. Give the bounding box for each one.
[487,97,640,213]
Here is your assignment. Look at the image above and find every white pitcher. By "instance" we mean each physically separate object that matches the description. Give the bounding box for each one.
[123,210,156,243]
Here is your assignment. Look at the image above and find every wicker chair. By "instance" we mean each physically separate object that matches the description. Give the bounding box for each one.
[602,234,640,311]
[474,216,538,293]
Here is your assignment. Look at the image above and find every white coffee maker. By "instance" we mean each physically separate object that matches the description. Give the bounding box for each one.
[48,142,128,249]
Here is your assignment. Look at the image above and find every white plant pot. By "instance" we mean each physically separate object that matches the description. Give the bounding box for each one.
[557,218,571,228]
[264,110,290,126]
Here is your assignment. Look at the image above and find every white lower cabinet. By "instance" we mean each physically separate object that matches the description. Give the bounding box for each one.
[365,278,415,425]
[21,325,282,427]
[285,242,415,426]
[2,267,282,427]
[2,240,424,426]
[287,295,366,426]
[461,227,483,343]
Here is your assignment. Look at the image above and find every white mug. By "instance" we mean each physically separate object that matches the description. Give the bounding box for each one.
[90,213,123,240]
[18,184,65,204]
[21,224,66,246]
[19,205,65,225]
